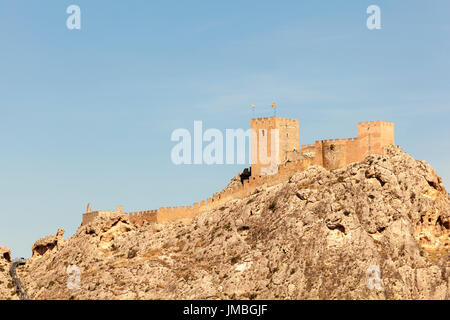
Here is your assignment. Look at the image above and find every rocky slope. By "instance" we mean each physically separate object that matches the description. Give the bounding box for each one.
[0,247,19,300]
[9,146,450,299]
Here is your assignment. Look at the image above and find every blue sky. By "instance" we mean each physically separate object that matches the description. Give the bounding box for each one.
[0,1,449,258]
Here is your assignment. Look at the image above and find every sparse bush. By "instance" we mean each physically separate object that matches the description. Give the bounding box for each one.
[230,255,240,265]
[127,249,138,259]
[268,201,277,212]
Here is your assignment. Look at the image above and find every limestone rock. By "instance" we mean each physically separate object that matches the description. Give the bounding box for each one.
[10,146,450,300]
[31,229,65,258]
[0,246,11,262]
[0,246,19,300]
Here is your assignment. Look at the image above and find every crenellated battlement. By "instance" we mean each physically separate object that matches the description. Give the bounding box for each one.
[358,120,394,128]
[82,117,395,227]
[127,210,157,226]
[301,144,315,151]
[250,117,277,128]
[321,137,358,144]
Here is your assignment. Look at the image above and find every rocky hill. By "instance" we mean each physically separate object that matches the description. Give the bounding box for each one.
[5,146,450,299]
[0,247,19,300]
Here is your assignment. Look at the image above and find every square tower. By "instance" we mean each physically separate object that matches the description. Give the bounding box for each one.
[357,121,395,159]
[250,117,300,176]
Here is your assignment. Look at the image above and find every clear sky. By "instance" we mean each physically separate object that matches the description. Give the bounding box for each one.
[1,1,449,258]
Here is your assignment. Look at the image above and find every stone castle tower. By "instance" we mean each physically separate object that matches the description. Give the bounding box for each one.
[250,117,300,176]
[251,117,395,174]
[357,121,395,157]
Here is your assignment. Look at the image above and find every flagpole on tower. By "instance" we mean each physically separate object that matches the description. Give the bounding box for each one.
[272,102,277,117]
[251,104,255,117]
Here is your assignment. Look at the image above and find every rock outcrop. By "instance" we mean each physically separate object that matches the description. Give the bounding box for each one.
[0,247,19,300]
[0,247,11,262]
[31,229,65,258]
[9,146,450,299]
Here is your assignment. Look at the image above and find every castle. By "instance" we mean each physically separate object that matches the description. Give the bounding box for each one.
[82,117,395,226]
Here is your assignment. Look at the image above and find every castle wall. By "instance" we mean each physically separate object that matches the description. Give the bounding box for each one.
[301,144,315,156]
[128,210,157,226]
[320,138,360,170]
[307,121,394,170]
[321,139,348,170]
[82,211,100,225]
[152,157,314,224]
[82,209,157,226]
[345,138,360,164]
[82,119,395,227]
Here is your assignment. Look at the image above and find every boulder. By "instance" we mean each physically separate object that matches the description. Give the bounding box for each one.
[0,246,11,262]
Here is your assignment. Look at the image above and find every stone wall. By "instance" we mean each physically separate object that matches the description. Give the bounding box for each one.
[82,118,395,227]
[301,121,395,171]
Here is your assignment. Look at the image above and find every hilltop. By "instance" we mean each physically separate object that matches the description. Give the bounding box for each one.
[3,146,450,299]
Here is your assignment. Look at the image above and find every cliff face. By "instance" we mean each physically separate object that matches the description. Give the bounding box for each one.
[0,247,19,300]
[31,229,65,258]
[12,146,450,300]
